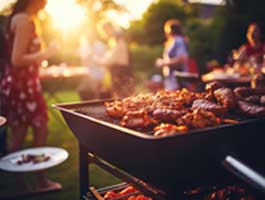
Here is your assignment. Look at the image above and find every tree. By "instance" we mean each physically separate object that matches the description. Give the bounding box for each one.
[128,0,199,45]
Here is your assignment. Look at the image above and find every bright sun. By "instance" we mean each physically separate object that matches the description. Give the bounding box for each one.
[45,0,87,32]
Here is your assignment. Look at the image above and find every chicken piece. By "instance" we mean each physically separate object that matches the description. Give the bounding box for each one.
[177,109,221,129]
[260,96,265,105]
[205,81,224,94]
[192,99,227,115]
[238,100,265,117]
[154,123,188,137]
[120,111,157,128]
[214,88,236,110]
[152,108,187,123]
[105,102,125,118]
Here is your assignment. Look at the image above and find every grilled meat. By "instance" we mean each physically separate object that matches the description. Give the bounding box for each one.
[192,99,227,115]
[105,102,125,118]
[214,88,236,110]
[120,111,157,128]
[177,109,221,129]
[152,108,187,123]
[153,123,188,137]
[244,95,261,104]
[238,100,265,117]
[205,81,224,94]
[234,87,260,99]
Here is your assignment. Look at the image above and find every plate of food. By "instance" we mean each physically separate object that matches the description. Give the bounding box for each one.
[0,147,68,172]
[0,116,7,127]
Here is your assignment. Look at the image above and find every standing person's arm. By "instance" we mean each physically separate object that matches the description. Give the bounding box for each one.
[11,15,57,68]
[156,38,188,68]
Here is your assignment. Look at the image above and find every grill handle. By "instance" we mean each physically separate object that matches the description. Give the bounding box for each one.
[222,155,265,194]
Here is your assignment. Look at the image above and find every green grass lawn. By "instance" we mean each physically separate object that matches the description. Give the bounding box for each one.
[0,91,120,200]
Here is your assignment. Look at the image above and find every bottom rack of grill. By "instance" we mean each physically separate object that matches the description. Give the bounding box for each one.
[84,182,257,200]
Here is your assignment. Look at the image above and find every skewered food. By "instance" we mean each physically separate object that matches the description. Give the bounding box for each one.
[213,88,236,110]
[192,99,226,115]
[154,123,188,137]
[177,109,221,129]
[238,100,265,117]
[16,154,50,165]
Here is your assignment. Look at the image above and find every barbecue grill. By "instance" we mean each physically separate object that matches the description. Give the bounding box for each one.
[54,100,265,199]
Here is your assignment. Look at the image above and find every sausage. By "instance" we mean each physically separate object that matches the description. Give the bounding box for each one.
[244,95,261,104]
[214,88,236,110]
[152,108,187,122]
[192,99,227,115]
[238,100,265,117]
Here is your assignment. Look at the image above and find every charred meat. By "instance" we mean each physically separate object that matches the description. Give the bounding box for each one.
[192,99,226,115]
[214,88,236,110]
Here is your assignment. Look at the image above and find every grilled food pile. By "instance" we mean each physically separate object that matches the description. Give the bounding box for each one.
[105,74,265,137]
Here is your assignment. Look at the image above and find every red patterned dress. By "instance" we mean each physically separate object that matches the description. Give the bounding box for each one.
[0,20,48,128]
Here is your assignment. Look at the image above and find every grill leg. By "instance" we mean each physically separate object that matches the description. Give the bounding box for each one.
[79,144,88,199]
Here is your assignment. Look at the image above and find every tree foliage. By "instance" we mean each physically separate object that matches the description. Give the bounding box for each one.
[128,0,200,46]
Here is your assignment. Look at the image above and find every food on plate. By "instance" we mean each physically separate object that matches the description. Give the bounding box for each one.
[177,109,221,129]
[16,154,50,165]
[238,100,265,117]
[154,123,188,137]
[192,99,226,115]
[213,88,236,110]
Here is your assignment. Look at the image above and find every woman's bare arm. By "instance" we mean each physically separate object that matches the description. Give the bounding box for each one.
[11,15,53,68]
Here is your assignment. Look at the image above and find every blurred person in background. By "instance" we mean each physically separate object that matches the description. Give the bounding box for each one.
[233,23,265,67]
[77,31,111,100]
[0,0,61,192]
[156,19,189,90]
[96,20,134,98]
